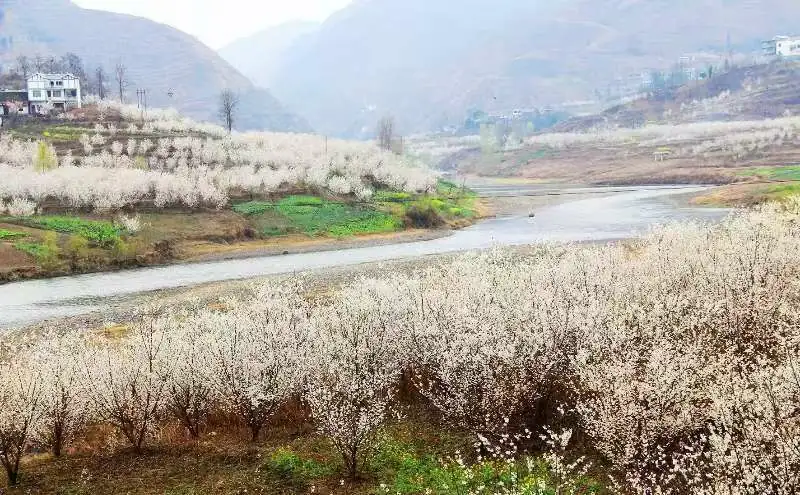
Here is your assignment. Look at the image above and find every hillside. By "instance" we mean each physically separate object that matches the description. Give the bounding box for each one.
[0,99,484,281]
[554,60,800,131]
[258,0,800,137]
[0,0,311,132]
[219,21,318,89]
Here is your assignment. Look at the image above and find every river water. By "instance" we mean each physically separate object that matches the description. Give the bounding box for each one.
[0,185,729,328]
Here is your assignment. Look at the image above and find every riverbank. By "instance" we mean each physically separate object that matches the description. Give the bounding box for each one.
[0,185,728,331]
[0,184,484,284]
[450,117,800,208]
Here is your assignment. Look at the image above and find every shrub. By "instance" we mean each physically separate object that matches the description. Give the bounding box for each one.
[405,203,445,228]
[110,237,133,261]
[34,141,57,173]
[265,448,335,484]
[66,235,90,268]
[374,191,413,203]
[115,214,142,234]
[3,198,37,217]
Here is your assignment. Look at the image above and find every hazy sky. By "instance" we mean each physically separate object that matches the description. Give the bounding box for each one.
[71,0,353,49]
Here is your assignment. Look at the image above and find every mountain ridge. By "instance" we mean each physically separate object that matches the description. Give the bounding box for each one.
[235,0,800,137]
[219,21,318,89]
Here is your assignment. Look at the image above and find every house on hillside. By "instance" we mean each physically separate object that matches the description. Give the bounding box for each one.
[26,73,82,114]
[0,89,29,116]
[763,36,800,57]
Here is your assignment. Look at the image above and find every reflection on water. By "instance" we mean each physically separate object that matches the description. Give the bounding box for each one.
[0,186,728,328]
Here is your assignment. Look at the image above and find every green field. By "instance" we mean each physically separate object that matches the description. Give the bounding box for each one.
[0,229,26,241]
[234,185,479,239]
[3,216,123,247]
[12,241,48,258]
[764,182,800,200]
[234,195,402,237]
[737,165,800,181]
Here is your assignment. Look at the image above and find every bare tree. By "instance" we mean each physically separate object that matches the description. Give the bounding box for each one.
[114,61,129,104]
[44,56,59,73]
[33,55,45,72]
[377,116,394,151]
[15,56,30,80]
[96,67,106,100]
[218,89,239,133]
[61,53,89,89]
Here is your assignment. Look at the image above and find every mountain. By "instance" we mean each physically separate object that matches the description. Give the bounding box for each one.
[220,21,318,89]
[260,0,800,137]
[0,0,311,132]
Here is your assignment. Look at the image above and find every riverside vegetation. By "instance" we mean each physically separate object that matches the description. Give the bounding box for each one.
[0,100,479,281]
[0,197,797,493]
[429,114,800,205]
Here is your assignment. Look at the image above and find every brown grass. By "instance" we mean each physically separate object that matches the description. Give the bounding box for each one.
[459,143,761,186]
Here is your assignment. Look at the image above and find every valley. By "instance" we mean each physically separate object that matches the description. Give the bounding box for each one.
[1,1,800,494]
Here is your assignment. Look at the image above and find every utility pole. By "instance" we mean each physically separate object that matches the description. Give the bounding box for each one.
[96,67,106,100]
[136,89,147,122]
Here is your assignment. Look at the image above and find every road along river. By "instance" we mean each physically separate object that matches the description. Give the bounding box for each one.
[0,185,728,328]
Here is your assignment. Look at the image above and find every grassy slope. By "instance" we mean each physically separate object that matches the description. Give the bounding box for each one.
[690,165,800,207]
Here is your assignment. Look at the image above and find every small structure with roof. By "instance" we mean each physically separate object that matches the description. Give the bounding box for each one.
[26,73,82,114]
[0,89,29,116]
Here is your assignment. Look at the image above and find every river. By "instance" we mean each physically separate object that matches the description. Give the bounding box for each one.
[0,185,728,328]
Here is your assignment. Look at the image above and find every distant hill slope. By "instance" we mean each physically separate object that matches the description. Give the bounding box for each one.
[0,0,311,132]
[261,0,800,137]
[220,21,318,89]
[554,60,800,132]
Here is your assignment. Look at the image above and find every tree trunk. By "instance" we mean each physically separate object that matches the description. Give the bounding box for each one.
[250,423,261,443]
[52,425,64,458]
[2,452,20,486]
[347,446,358,480]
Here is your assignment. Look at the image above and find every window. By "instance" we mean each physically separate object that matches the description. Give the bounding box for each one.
[56,81,63,86]
[50,81,55,87]
[52,90,63,98]
[32,90,41,99]
[46,90,52,98]
[68,89,77,97]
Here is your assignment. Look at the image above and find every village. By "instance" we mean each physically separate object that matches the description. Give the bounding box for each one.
[0,72,82,122]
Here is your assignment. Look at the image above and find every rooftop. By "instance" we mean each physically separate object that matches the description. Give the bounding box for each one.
[27,72,79,80]
[0,90,29,102]
[772,35,800,41]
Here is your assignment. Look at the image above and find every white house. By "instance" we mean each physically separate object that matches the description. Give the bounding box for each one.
[26,73,82,114]
[764,36,800,57]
